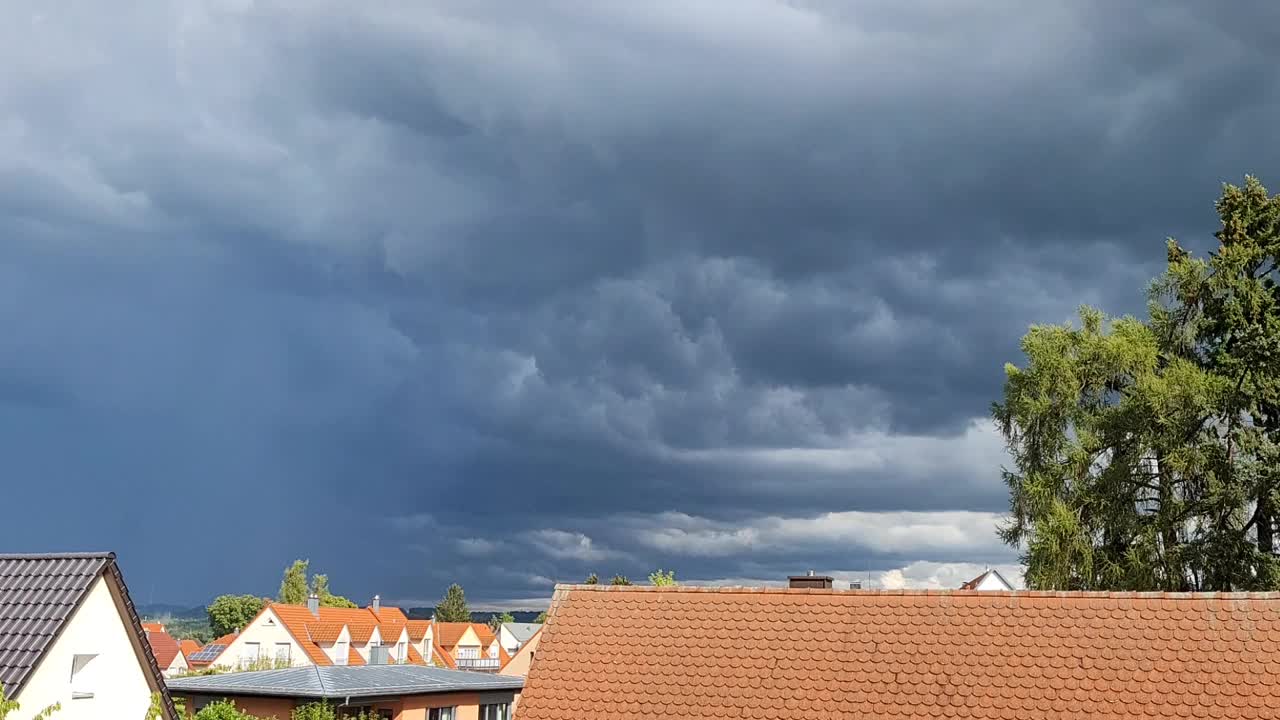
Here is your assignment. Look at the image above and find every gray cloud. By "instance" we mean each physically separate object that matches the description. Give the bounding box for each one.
[1,0,1277,604]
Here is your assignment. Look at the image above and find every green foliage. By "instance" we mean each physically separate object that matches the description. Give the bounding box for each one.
[278,559,311,604]
[997,176,1280,591]
[155,616,214,644]
[487,611,516,632]
[193,700,258,720]
[648,569,677,586]
[609,575,632,586]
[290,701,375,720]
[207,594,267,637]
[435,583,471,622]
[310,574,357,609]
[583,573,599,585]
[145,692,171,720]
[0,687,59,719]
[533,611,547,623]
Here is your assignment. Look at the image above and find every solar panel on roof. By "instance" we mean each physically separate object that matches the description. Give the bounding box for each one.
[189,644,227,661]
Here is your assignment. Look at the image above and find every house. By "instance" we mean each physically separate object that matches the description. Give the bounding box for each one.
[195,594,435,670]
[959,568,1015,591]
[517,582,1280,719]
[0,552,176,718]
[435,623,509,672]
[168,664,523,719]
[178,639,202,662]
[497,628,538,678]
[186,632,238,670]
[144,624,190,677]
[496,623,540,655]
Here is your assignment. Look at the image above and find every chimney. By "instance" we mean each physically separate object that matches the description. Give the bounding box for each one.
[788,571,833,589]
[372,594,381,613]
[307,593,320,616]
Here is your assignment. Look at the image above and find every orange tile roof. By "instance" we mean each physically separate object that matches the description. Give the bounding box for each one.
[431,636,456,669]
[405,620,430,642]
[142,622,165,633]
[406,644,425,664]
[347,646,365,666]
[305,622,347,644]
[473,623,497,646]
[265,602,428,667]
[519,585,1280,720]
[178,639,202,658]
[347,623,376,644]
[146,629,181,669]
[435,622,477,648]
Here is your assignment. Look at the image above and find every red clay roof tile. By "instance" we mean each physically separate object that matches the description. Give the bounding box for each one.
[518,585,1280,720]
[146,629,180,669]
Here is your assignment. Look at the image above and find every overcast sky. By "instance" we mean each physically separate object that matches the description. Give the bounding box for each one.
[3,1,1279,609]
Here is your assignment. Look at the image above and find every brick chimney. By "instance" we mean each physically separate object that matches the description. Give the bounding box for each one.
[307,592,320,616]
[372,594,381,613]
[788,570,833,589]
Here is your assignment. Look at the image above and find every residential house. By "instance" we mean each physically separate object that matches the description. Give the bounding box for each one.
[0,552,176,719]
[186,632,238,670]
[435,623,509,672]
[496,623,540,655]
[959,568,1016,591]
[168,664,523,720]
[497,629,539,679]
[178,639,202,662]
[517,581,1280,719]
[195,594,435,670]
[143,624,190,677]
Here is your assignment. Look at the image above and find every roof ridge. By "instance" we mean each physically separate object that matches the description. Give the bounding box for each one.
[553,583,1280,599]
[0,551,115,560]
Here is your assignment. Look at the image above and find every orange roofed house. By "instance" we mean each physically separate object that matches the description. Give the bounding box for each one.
[195,594,441,670]
[435,623,511,672]
[517,581,1280,720]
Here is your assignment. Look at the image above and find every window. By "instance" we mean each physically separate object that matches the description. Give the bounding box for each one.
[480,703,510,720]
[240,642,260,666]
[70,653,98,699]
[334,641,349,665]
[456,646,479,659]
[487,644,498,659]
[397,641,407,664]
[428,708,455,720]
[274,643,291,664]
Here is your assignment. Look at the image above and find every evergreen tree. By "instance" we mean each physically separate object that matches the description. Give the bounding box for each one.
[997,176,1280,591]
[278,559,310,604]
[435,583,471,622]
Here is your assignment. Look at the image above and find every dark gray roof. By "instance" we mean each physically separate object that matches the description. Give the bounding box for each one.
[168,665,525,700]
[0,552,177,718]
[0,553,113,696]
[501,622,542,644]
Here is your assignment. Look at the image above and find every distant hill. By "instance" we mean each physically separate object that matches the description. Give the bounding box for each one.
[137,603,206,619]
[405,608,543,624]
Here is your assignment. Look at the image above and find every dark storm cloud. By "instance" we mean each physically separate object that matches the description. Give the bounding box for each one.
[1,0,1278,605]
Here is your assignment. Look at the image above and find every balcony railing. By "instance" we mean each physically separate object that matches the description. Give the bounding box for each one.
[455,657,501,671]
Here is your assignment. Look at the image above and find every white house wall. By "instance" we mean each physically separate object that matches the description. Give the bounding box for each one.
[215,608,308,668]
[14,576,154,720]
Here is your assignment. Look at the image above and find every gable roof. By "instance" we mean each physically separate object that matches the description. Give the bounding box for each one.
[0,552,176,718]
[167,664,523,700]
[502,622,542,644]
[960,568,1015,591]
[519,584,1280,720]
[434,622,481,648]
[261,602,429,667]
[179,638,202,658]
[147,628,182,669]
[187,633,237,667]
